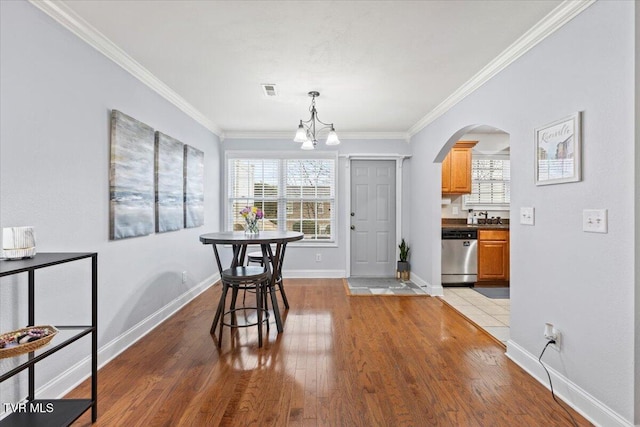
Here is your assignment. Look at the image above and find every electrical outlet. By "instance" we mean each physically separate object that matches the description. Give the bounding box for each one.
[452,206,459,215]
[549,331,561,351]
[182,271,187,284]
[544,323,561,351]
[315,253,322,262]
[520,207,535,225]
[583,209,607,233]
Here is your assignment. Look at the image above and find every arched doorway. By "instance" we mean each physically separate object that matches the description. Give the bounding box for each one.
[436,124,511,345]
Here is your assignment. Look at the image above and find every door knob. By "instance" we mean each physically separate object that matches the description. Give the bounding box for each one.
[350,212,355,216]
[350,225,355,230]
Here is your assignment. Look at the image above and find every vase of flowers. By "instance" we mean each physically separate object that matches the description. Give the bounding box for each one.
[240,206,263,235]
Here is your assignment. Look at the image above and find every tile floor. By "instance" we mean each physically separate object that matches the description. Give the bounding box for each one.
[439,287,510,344]
[346,277,427,295]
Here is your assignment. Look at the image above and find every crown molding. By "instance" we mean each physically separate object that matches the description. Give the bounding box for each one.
[223,131,410,142]
[29,0,224,137]
[408,0,596,137]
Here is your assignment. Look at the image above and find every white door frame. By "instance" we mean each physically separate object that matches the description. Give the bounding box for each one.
[342,153,411,277]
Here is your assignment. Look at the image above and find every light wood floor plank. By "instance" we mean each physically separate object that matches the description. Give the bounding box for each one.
[67,279,590,426]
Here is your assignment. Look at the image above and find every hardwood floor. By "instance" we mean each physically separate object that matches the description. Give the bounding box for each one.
[67,279,589,426]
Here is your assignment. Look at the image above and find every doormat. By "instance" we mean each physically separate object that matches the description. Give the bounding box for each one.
[472,287,510,299]
[345,277,428,296]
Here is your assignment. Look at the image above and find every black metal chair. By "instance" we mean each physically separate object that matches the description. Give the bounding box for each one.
[246,250,264,266]
[212,266,270,347]
[246,249,289,309]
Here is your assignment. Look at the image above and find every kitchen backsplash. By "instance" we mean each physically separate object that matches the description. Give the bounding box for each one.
[441,194,510,220]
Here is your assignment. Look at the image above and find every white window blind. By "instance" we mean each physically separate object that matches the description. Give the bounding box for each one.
[464,157,510,206]
[227,155,336,242]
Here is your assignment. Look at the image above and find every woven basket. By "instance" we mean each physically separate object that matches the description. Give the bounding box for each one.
[0,325,58,359]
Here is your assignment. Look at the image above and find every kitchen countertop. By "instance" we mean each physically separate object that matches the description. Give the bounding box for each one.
[442,219,510,230]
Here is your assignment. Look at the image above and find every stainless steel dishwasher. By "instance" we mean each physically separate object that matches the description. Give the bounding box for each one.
[442,229,478,285]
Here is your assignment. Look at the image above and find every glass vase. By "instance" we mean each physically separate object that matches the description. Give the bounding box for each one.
[245,219,259,235]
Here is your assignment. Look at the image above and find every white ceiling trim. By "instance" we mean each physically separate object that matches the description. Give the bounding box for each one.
[407,0,596,138]
[223,131,410,142]
[28,0,224,137]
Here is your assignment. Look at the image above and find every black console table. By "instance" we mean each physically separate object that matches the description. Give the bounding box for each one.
[0,253,97,426]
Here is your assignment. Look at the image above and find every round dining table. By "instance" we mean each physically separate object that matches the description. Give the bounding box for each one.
[199,230,303,334]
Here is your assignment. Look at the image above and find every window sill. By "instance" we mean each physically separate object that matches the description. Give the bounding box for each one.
[290,241,337,248]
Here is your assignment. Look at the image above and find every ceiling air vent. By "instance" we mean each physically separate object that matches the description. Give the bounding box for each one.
[261,84,277,97]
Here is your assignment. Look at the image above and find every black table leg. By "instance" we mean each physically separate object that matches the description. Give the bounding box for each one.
[267,243,290,309]
[211,284,225,334]
[276,243,290,309]
[210,244,225,334]
[217,283,229,347]
[263,243,285,333]
[269,282,283,333]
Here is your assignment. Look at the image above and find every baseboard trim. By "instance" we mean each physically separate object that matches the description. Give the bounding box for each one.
[36,273,219,400]
[506,340,632,427]
[283,269,345,278]
[409,272,442,296]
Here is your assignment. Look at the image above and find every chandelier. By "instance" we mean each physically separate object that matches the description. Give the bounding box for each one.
[293,91,340,150]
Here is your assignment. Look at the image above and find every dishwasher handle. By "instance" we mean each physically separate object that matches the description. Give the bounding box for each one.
[442,229,477,240]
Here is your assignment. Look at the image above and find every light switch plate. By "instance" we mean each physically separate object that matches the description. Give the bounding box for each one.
[452,206,459,215]
[520,207,535,225]
[583,209,607,233]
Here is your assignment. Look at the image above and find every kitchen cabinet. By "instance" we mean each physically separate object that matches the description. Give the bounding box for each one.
[441,141,477,194]
[478,229,509,282]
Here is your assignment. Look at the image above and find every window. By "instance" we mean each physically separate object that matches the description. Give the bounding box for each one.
[227,154,336,242]
[464,156,510,208]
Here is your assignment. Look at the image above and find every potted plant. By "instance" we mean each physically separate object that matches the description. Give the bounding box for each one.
[397,238,410,280]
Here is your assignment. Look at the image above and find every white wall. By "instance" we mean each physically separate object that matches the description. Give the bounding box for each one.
[411,1,635,425]
[221,138,411,276]
[0,0,221,403]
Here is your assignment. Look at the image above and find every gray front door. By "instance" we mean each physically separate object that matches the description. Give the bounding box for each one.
[350,160,396,277]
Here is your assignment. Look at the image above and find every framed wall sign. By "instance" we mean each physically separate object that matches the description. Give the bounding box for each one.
[534,112,582,185]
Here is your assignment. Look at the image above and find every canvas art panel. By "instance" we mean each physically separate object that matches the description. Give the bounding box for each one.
[184,145,204,228]
[534,112,582,185]
[110,110,155,239]
[155,132,184,233]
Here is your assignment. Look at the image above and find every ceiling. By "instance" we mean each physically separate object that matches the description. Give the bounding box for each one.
[56,0,565,138]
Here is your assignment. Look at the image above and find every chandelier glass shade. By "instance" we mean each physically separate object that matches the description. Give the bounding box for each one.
[293,91,340,149]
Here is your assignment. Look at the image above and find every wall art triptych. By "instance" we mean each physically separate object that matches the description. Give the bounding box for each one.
[110,110,204,240]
